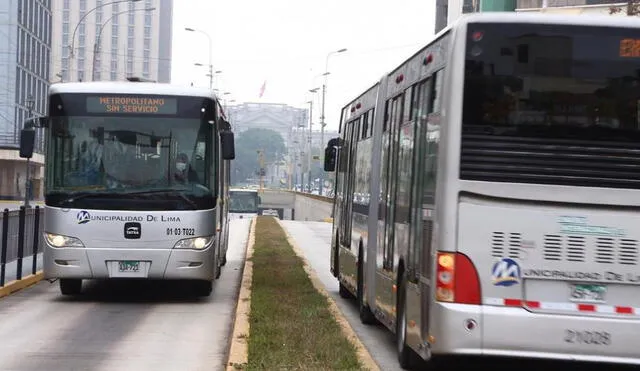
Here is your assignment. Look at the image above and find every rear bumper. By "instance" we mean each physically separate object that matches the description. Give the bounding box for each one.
[43,244,215,281]
[429,302,640,365]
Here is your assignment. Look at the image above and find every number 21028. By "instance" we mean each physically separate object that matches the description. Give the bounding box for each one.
[166,228,195,236]
[564,330,611,346]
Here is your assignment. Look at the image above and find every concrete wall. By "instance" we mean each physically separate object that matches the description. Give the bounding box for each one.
[291,192,333,222]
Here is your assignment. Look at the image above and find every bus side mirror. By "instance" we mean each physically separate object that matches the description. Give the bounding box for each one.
[324,145,336,172]
[221,131,235,160]
[19,128,36,158]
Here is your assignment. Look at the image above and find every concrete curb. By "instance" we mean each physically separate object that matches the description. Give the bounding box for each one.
[226,218,256,370]
[0,271,44,299]
[275,218,381,371]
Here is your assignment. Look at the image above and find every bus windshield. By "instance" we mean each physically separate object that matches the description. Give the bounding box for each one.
[462,23,640,189]
[45,94,216,210]
[229,191,259,213]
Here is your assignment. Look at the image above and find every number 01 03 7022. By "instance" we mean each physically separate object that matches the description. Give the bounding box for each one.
[166,228,195,236]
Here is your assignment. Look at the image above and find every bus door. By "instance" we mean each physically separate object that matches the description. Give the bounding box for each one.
[339,118,360,278]
[379,93,403,316]
[412,71,442,343]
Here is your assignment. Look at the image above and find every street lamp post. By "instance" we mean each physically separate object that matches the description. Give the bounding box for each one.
[194,64,221,90]
[92,7,155,81]
[306,99,313,193]
[307,87,319,193]
[185,27,214,90]
[69,0,141,59]
[319,48,347,196]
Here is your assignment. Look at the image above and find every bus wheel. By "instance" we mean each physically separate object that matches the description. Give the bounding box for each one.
[221,253,227,266]
[59,278,82,296]
[357,250,376,324]
[397,277,418,369]
[215,258,222,279]
[339,282,351,298]
[194,280,212,297]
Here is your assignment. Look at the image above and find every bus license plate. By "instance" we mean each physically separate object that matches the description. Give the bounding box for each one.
[569,284,606,303]
[118,261,140,273]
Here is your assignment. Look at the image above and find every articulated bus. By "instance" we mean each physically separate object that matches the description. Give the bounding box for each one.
[324,13,640,369]
[229,188,260,220]
[19,78,236,297]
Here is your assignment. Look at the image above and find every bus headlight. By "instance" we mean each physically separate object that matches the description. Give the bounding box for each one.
[45,233,85,248]
[173,235,214,250]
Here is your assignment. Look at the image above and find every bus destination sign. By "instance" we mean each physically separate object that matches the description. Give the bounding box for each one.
[86,96,178,114]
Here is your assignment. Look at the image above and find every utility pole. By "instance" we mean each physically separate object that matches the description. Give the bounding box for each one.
[320,83,326,195]
[307,100,313,193]
[257,150,265,194]
[24,96,34,208]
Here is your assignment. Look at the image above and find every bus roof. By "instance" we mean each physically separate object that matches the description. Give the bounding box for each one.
[456,10,640,29]
[339,11,640,126]
[49,81,217,99]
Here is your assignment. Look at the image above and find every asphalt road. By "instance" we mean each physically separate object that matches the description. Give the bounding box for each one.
[0,218,251,371]
[278,220,639,371]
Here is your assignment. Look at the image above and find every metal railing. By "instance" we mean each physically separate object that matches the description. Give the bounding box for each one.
[0,206,44,286]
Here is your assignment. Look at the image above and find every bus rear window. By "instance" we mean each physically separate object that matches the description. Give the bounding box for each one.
[461,23,640,189]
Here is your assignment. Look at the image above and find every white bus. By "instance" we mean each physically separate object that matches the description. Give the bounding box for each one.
[324,12,640,369]
[19,78,235,297]
[229,188,260,220]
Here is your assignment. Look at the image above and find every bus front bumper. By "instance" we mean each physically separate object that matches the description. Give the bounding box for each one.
[43,245,215,281]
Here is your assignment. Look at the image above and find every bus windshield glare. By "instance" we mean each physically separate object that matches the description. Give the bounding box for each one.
[462,23,640,189]
[45,94,216,210]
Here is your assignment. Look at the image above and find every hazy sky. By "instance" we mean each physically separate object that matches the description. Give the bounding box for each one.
[170,0,436,132]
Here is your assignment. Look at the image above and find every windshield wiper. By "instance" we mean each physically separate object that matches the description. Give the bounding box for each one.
[57,191,113,205]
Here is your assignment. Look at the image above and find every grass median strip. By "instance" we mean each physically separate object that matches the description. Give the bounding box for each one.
[247,216,364,370]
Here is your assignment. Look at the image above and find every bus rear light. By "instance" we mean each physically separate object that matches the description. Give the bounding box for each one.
[435,252,481,305]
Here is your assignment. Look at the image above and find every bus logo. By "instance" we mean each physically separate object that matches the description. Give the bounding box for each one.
[77,211,91,224]
[491,258,521,287]
[124,222,141,239]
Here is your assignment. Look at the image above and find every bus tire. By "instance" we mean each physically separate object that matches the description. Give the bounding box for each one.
[397,275,418,369]
[59,278,82,296]
[215,257,222,279]
[357,247,376,325]
[221,253,227,266]
[339,282,351,298]
[194,280,212,297]
[221,227,229,266]
[332,234,340,278]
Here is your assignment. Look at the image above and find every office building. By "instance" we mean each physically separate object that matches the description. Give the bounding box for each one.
[51,0,173,83]
[0,0,52,200]
[436,0,518,33]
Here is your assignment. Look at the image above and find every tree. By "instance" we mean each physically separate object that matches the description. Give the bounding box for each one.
[610,1,640,15]
[231,128,287,185]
